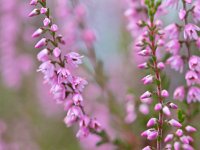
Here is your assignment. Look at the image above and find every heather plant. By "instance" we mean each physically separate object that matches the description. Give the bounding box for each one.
[0,0,200,149]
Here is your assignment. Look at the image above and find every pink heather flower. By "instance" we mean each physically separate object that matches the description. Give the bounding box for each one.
[64,106,83,127]
[185,125,197,132]
[32,28,43,38]
[142,146,151,150]
[176,129,183,137]
[182,144,194,150]
[168,119,182,128]
[51,24,58,32]
[189,56,200,72]
[147,118,157,127]
[76,127,89,139]
[35,38,47,48]
[138,49,152,56]
[141,129,151,137]
[174,142,181,150]
[51,84,66,102]
[192,4,200,22]
[168,102,178,109]
[164,24,179,39]
[53,47,61,57]
[157,39,165,46]
[167,55,184,73]
[37,61,55,79]
[163,106,171,116]
[71,77,88,92]
[164,134,174,143]
[157,62,165,70]
[138,62,148,69]
[185,70,199,86]
[140,91,152,99]
[161,89,169,98]
[140,97,152,104]
[57,68,71,84]
[73,93,83,105]
[147,130,158,140]
[141,75,154,85]
[173,86,185,101]
[184,0,192,4]
[37,49,49,62]
[43,18,51,27]
[28,8,39,17]
[180,136,190,144]
[184,24,200,40]
[166,39,180,55]
[179,9,186,20]
[65,52,83,68]
[79,115,90,128]
[187,87,200,103]
[82,29,96,48]
[30,0,38,5]
[154,103,162,111]
[90,119,101,132]
[40,7,48,14]
[139,104,149,115]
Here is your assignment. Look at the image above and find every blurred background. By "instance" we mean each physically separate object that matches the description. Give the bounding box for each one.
[0,0,199,150]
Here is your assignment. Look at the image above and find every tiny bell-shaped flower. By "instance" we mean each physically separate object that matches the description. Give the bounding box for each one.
[164,134,174,143]
[184,23,200,40]
[138,62,148,69]
[161,89,169,98]
[185,125,197,132]
[147,118,157,127]
[168,102,178,109]
[173,86,185,101]
[185,70,199,86]
[51,24,58,32]
[189,56,200,72]
[157,62,165,70]
[163,106,171,116]
[154,103,162,111]
[176,129,183,137]
[174,142,181,150]
[28,9,39,17]
[179,9,186,20]
[32,28,43,38]
[40,7,48,14]
[37,49,49,62]
[35,38,47,48]
[147,130,158,140]
[141,75,154,85]
[140,91,152,99]
[168,119,182,128]
[180,136,190,144]
[43,18,51,27]
[138,49,152,56]
[53,47,61,57]
[72,93,83,105]
[30,0,38,5]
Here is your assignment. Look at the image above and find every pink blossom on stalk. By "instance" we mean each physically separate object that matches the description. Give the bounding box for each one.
[166,39,180,55]
[163,106,171,116]
[35,38,47,48]
[65,52,84,68]
[176,129,183,137]
[185,125,197,132]
[30,0,38,6]
[138,49,152,56]
[73,93,83,105]
[192,3,200,22]
[168,102,178,109]
[164,24,179,39]
[154,103,162,111]
[179,9,186,20]
[173,86,185,101]
[180,136,190,144]
[138,62,148,69]
[187,87,200,103]
[157,62,165,70]
[147,118,157,127]
[141,75,154,85]
[167,55,184,73]
[40,7,48,14]
[183,23,200,40]
[164,134,174,143]
[185,70,199,86]
[174,142,181,150]
[51,24,58,32]
[32,28,43,38]
[140,91,152,99]
[147,130,158,140]
[76,127,90,139]
[189,56,200,72]
[161,89,169,98]
[53,47,61,57]
[28,8,39,17]
[182,144,194,150]
[168,119,182,128]
[43,18,51,27]
[37,49,49,62]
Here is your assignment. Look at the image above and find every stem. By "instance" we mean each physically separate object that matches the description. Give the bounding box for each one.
[149,20,164,150]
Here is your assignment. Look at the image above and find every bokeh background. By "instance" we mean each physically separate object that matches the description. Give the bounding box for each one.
[0,0,199,150]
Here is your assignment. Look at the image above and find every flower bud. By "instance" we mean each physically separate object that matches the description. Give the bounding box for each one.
[138,62,148,69]
[51,24,58,32]
[28,9,39,17]
[140,91,152,99]
[154,103,162,111]
[168,102,178,109]
[147,118,157,127]
[141,75,154,85]
[161,89,169,98]
[35,38,47,48]
[30,0,38,5]
[157,62,165,70]
[168,119,182,128]
[53,47,61,57]
[163,106,171,116]
[32,28,43,38]
[43,18,51,27]
[164,134,174,143]
[174,142,181,150]
[40,7,48,14]
[37,49,49,62]
[176,129,183,137]
[138,49,152,56]
[185,125,197,132]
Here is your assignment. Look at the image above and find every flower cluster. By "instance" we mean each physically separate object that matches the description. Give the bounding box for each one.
[164,0,200,104]
[29,0,101,138]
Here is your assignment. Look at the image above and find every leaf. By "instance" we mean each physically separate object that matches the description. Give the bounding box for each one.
[178,109,185,123]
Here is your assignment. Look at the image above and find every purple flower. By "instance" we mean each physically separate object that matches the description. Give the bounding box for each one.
[141,75,154,85]
[37,61,55,79]
[164,134,174,143]
[43,18,51,27]
[35,38,47,48]
[184,24,200,40]
[32,28,43,38]
[65,52,83,68]
[189,56,200,72]
[168,119,182,128]
[51,84,66,102]
[71,76,88,92]
[76,127,89,139]
[147,118,157,127]
[179,8,186,20]
[166,39,180,55]
[173,86,185,101]
[185,70,199,86]
[167,55,184,73]
[187,87,200,103]
[57,68,71,84]
[164,24,179,39]
[37,49,49,62]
